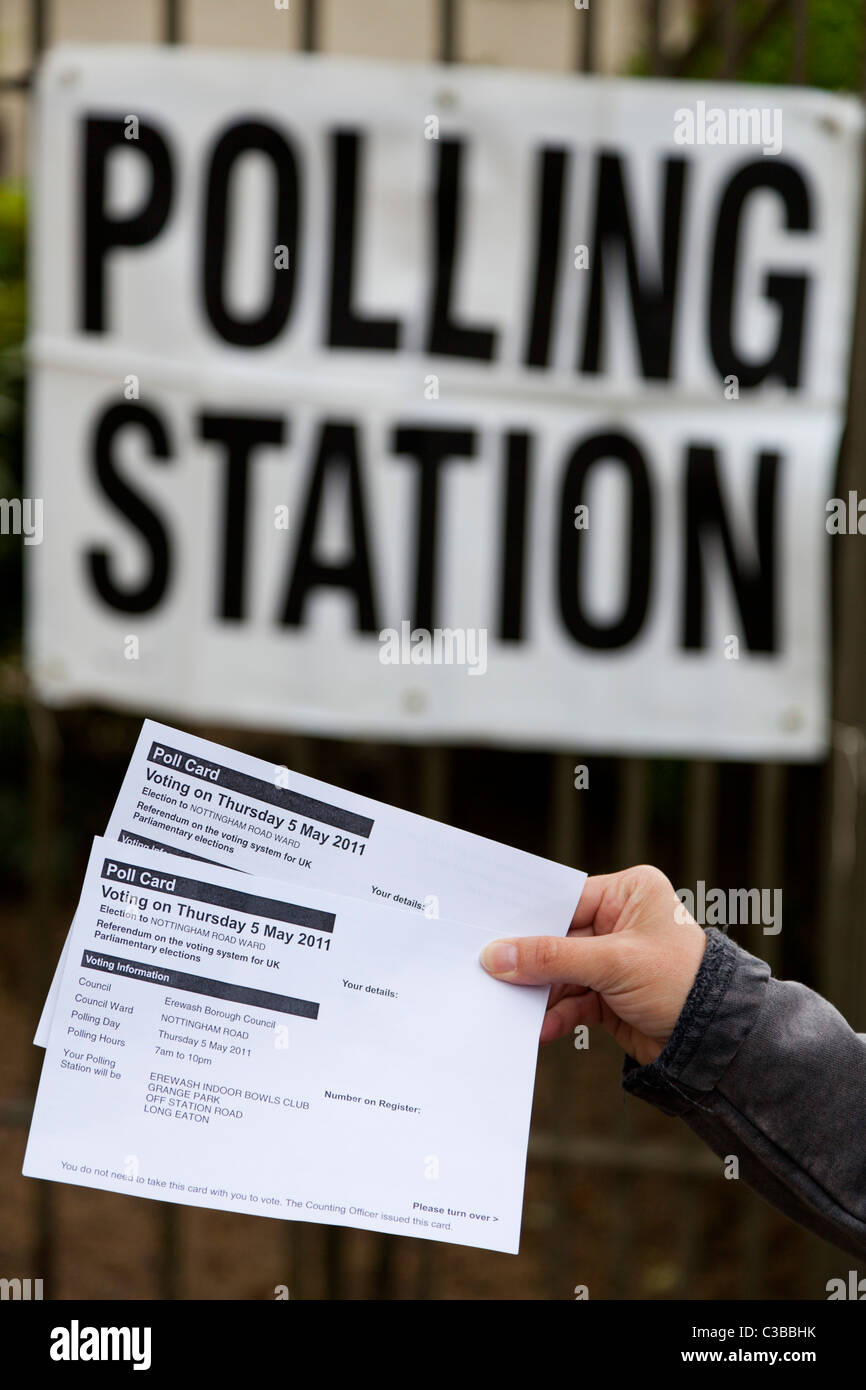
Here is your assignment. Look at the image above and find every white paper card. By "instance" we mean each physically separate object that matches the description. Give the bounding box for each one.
[25,837,567,1253]
[35,720,585,1045]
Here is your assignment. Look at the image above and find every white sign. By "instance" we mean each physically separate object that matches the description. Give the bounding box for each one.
[26,48,864,756]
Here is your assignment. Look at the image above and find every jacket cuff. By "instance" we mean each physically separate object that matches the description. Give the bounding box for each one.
[621,927,770,1115]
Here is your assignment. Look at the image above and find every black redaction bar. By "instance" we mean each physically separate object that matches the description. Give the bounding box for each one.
[80,951,319,1020]
[147,741,374,838]
[100,857,336,933]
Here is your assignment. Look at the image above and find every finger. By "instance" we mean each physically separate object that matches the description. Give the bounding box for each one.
[546,979,592,1010]
[569,874,609,933]
[480,932,624,989]
[569,871,633,935]
[540,991,601,1044]
[569,865,676,937]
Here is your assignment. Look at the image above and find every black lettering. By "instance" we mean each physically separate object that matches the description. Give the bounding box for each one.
[198,414,286,619]
[280,421,379,630]
[499,432,531,641]
[682,445,778,651]
[327,132,400,350]
[558,431,652,648]
[82,117,173,333]
[709,160,810,389]
[426,140,497,361]
[580,154,687,380]
[524,148,567,368]
[87,403,172,613]
[391,426,476,630]
[202,120,301,347]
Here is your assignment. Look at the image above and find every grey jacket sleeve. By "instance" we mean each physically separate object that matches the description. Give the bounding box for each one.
[622,927,866,1260]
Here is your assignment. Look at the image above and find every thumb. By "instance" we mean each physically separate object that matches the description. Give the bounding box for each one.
[480,933,626,990]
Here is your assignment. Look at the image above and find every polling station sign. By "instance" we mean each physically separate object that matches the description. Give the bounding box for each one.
[26,47,863,756]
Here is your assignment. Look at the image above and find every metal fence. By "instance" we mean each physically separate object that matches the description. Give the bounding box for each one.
[2,0,866,1300]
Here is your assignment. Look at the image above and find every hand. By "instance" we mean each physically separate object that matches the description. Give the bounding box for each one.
[479,865,707,1066]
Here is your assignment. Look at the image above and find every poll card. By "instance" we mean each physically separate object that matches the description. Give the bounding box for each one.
[35,719,585,1045]
[25,837,559,1253]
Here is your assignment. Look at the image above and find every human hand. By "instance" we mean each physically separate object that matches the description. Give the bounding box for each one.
[479,865,707,1066]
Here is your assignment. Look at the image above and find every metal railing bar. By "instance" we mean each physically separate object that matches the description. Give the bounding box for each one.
[791,0,808,83]
[302,0,318,55]
[439,0,457,64]
[577,0,596,75]
[163,0,181,45]
[32,0,48,58]
[648,0,663,77]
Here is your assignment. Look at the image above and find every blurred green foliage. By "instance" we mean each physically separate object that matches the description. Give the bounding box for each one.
[632,0,864,87]
[739,0,864,89]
